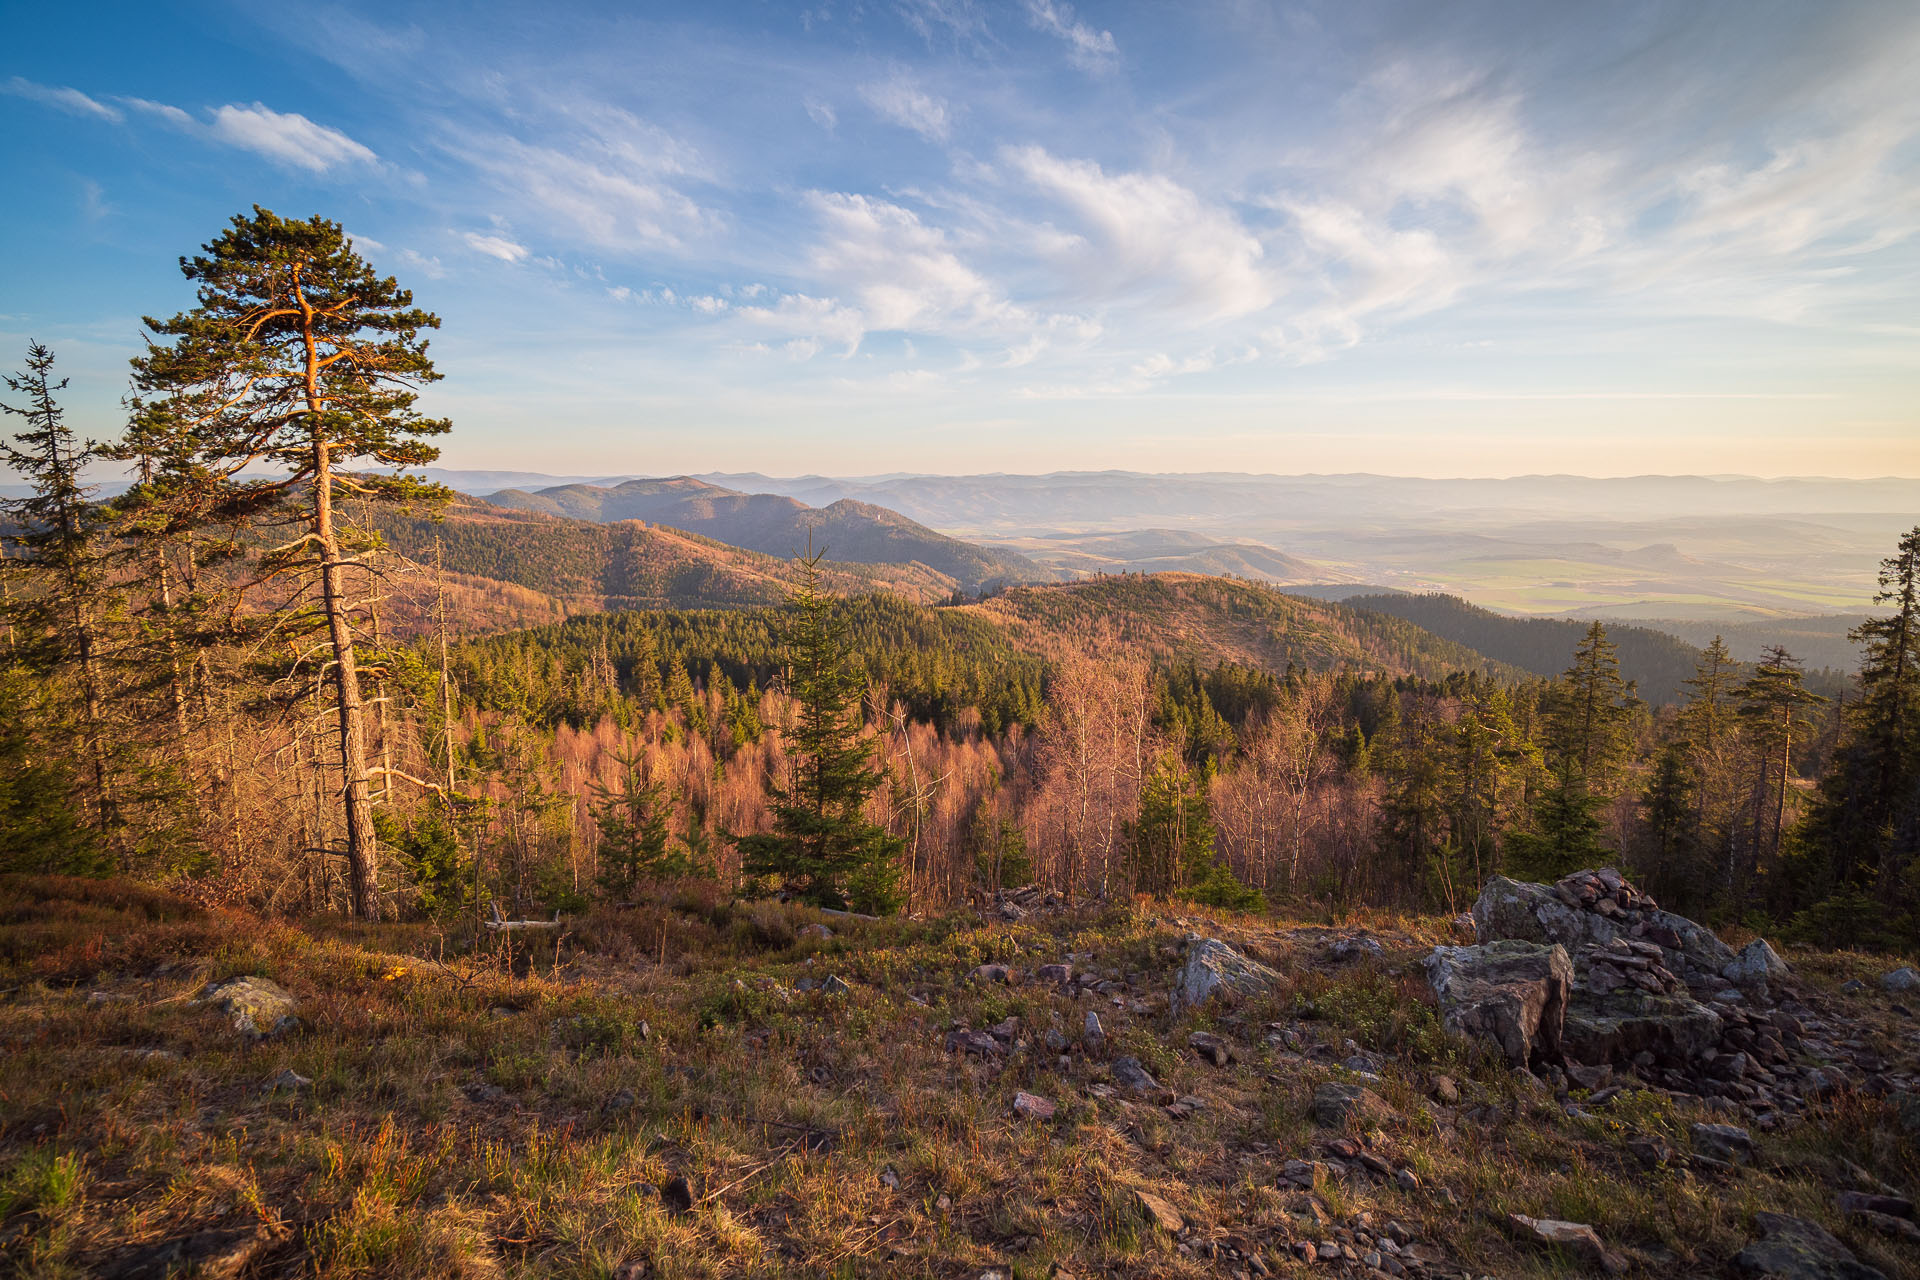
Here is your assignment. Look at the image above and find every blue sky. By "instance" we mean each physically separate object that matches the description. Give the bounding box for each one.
[2,0,1917,478]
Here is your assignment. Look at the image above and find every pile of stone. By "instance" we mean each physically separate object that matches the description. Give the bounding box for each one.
[985,885,1079,921]
[1578,937,1684,997]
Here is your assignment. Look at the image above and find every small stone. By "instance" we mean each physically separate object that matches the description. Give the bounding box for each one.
[945,1028,1004,1057]
[1037,963,1074,983]
[879,1165,900,1191]
[1135,1189,1184,1233]
[1691,1122,1754,1166]
[264,1068,312,1094]
[1627,1134,1674,1168]
[1082,1011,1107,1057]
[1110,1056,1162,1096]
[660,1175,695,1216]
[1012,1091,1056,1121]
[1735,1211,1886,1280]
[1881,966,1920,993]
[1189,1030,1234,1066]
[1328,935,1384,964]
[196,976,299,1039]
[1310,1081,1394,1128]
[1394,1168,1420,1192]
[797,923,834,941]
[1840,979,1866,994]
[971,963,1015,984]
[1835,1192,1914,1221]
[1430,1074,1461,1104]
[1508,1214,1611,1266]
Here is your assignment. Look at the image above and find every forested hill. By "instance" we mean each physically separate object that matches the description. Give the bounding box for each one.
[365,498,961,631]
[970,574,1528,681]
[480,476,1048,593]
[1344,592,1708,701]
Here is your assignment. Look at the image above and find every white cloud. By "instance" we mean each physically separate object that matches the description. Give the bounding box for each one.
[2,76,122,122]
[736,292,868,354]
[1024,0,1117,72]
[122,97,196,130]
[448,105,711,253]
[206,102,377,172]
[464,232,529,262]
[803,97,837,131]
[860,71,952,143]
[896,0,988,47]
[1006,146,1274,319]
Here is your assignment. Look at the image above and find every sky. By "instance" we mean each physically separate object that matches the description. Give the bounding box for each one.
[2,0,1917,479]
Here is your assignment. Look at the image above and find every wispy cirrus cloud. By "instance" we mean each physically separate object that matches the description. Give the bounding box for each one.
[860,70,952,142]
[1023,0,1117,72]
[7,79,377,173]
[464,232,529,262]
[2,76,121,121]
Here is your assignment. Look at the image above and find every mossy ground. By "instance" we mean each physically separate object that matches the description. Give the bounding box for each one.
[1,875,1915,1278]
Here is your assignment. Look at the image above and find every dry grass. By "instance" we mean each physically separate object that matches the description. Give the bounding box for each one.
[1,873,1916,1278]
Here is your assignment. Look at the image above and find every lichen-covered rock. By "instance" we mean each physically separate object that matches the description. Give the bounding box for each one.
[1882,966,1920,994]
[1309,1081,1395,1128]
[1424,940,1573,1066]
[1562,986,1723,1066]
[1473,871,1737,986]
[1734,1211,1886,1280]
[196,976,299,1039]
[1170,935,1281,1013]
[1725,940,1791,987]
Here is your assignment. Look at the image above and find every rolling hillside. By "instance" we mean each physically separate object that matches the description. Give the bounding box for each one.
[365,498,962,634]
[480,476,1047,592]
[1344,591,1712,702]
[967,574,1528,680]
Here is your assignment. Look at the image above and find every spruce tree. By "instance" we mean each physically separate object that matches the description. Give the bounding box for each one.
[1797,526,1920,907]
[734,548,905,912]
[1734,645,1822,903]
[131,209,451,920]
[592,752,685,900]
[0,343,120,845]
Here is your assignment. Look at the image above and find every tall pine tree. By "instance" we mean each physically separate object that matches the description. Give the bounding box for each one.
[131,209,451,919]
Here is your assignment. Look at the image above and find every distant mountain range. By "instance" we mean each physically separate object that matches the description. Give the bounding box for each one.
[478,476,1048,593]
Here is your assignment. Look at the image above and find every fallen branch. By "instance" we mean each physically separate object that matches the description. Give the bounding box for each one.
[485,900,564,933]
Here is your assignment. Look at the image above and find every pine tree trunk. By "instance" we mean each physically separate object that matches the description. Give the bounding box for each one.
[302,298,380,919]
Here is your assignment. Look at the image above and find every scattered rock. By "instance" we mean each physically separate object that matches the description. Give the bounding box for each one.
[820,974,852,996]
[1327,935,1384,964]
[971,964,1015,985]
[1082,1011,1107,1058]
[1170,935,1281,1013]
[195,976,299,1039]
[1561,985,1724,1067]
[945,1028,1004,1057]
[1627,1134,1674,1168]
[1835,1191,1914,1221]
[797,923,833,942]
[1134,1189,1184,1233]
[1734,1211,1886,1280]
[1430,1074,1461,1105]
[1691,1121,1754,1166]
[1881,966,1919,994]
[1424,940,1573,1066]
[1188,1030,1234,1067]
[1725,940,1791,986]
[263,1068,311,1095]
[1036,963,1074,984]
[1012,1091,1056,1121]
[1110,1056,1162,1096]
[1508,1213,1626,1274]
[1309,1081,1394,1128]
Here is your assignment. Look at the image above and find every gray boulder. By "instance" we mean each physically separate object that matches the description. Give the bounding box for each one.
[1425,941,1573,1067]
[1562,986,1723,1066]
[1170,935,1281,1014]
[1881,966,1919,994]
[1725,939,1790,987]
[1735,1212,1886,1280]
[1309,1081,1394,1128]
[196,976,299,1039]
[1474,871,1737,986]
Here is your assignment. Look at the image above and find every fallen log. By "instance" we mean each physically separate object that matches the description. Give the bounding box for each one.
[484,901,564,933]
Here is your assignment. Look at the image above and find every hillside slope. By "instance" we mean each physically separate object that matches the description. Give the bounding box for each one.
[366,499,960,633]
[969,574,1526,680]
[1345,592,1708,702]
[482,477,1047,592]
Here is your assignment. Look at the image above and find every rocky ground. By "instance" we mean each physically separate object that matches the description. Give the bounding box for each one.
[1,872,1916,1279]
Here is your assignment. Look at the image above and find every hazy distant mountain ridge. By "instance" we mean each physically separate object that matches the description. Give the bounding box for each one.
[480,476,1047,592]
